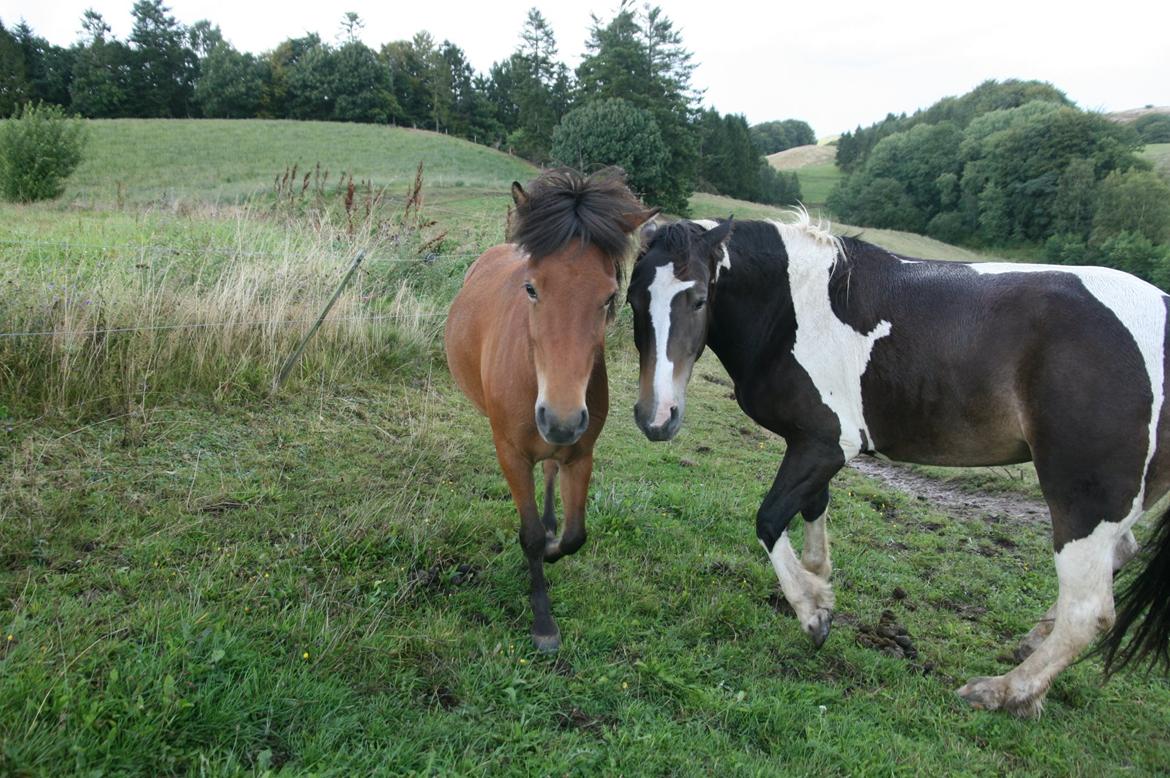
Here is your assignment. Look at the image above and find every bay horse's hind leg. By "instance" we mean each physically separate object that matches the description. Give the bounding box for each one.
[496,443,560,652]
[545,455,592,563]
[1013,529,1140,661]
[541,460,559,538]
[959,519,1128,717]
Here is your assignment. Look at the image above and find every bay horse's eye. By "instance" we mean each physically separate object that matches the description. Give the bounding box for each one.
[524,282,538,301]
[604,293,617,310]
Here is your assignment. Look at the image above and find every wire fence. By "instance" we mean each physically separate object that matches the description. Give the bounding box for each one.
[0,238,485,263]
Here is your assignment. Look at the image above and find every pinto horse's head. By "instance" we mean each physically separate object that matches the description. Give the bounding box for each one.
[511,169,659,446]
[628,219,733,441]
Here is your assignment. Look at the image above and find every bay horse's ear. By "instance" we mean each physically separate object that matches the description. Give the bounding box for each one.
[623,206,661,234]
[511,181,528,207]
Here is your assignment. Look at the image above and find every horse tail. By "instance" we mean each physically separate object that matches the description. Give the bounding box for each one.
[1099,506,1170,677]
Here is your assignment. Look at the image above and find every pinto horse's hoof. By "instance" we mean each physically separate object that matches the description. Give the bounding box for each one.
[532,631,561,654]
[805,608,833,648]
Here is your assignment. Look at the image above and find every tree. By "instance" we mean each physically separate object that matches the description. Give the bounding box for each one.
[13,22,73,107]
[69,12,133,118]
[698,110,760,200]
[1051,157,1098,240]
[0,21,29,115]
[1092,169,1170,245]
[576,2,699,214]
[339,12,364,44]
[194,43,265,118]
[263,34,322,118]
[1133,113,1170,144]
[750,119,815,155]
[551,98,669,205]
[128,0,196,117]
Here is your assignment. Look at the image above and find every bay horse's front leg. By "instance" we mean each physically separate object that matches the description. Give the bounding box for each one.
[496,443,560,652]
[545,454,592,563]
[540,460,559,539]
[757,443,844,648]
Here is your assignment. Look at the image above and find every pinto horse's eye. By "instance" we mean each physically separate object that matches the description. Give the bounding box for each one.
[524,282,537,301]
[694,298,707,311]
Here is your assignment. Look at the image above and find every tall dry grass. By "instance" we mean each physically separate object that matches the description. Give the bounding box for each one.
[0,211,444,419]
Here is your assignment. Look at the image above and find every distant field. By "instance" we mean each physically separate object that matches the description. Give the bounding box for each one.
[766,145,844,209]
[1142,143,1170,180]
[64,119,537,206]
[767,144,836,170]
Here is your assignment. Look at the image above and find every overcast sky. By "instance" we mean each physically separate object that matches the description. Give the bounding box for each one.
[9,0,1169,136]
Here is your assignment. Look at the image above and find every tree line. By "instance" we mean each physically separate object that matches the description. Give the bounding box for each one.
[0,1,815,214]
[828,79,1170,287]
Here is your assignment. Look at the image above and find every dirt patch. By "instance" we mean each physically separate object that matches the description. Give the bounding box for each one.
[847,457,1047,526]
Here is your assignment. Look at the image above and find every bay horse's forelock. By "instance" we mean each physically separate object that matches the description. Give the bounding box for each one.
[445,167,655,652]
[628,213,1170,716]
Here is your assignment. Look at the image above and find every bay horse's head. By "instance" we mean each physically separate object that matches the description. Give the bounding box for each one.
[511,168,659,446]
[627,219,733,441]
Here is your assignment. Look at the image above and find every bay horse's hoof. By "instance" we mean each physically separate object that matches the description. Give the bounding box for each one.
[532,631,561,653]
[805,608,833,648]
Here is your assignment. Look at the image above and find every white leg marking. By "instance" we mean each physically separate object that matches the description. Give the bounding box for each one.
[801,511,832,579]
[647,263,694,426]
[959,521,1123,716]
[760,535,834,636]
[776,220,891,459]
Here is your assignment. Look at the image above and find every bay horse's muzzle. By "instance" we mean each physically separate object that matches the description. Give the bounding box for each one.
[536,404,589,446]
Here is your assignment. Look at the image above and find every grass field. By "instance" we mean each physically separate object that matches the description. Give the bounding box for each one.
[765,145,845,210]
[2,119,1168,775]
[1142,143,1170,181]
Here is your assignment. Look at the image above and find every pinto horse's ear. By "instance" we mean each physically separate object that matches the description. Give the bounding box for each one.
[511,181,528,207]
[699,218,733,254]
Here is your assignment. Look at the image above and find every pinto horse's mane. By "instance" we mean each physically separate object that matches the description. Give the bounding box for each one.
[510,167,644,286]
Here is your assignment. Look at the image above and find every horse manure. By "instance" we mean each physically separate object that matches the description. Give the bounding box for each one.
[856,610,918,660]
[892,586,908,600]
[695,445,713,454]
[766,591,797,618]
[429,685,460,710]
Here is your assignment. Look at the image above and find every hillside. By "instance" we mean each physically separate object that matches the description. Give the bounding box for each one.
[64,119,538,206]
[765,144,844,209]
[1142,143,1170,180]
[1108,105,1170,123]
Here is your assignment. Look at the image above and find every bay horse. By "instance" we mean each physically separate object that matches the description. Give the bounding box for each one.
[626,211,1170,716]
[445,168,657,652]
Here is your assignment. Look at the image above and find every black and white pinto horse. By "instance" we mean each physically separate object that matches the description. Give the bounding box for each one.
[626,212,1170,717]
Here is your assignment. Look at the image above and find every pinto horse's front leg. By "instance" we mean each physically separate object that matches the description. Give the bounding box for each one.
[757,444,844,648]
[497,443,560,653]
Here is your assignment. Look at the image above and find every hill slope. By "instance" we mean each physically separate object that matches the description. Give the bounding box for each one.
[65,119,538,206]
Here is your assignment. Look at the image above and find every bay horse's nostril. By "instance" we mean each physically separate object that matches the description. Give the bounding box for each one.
[537,405,548,427]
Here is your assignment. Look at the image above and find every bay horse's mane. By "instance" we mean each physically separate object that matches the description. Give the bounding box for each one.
[510,167,644,286]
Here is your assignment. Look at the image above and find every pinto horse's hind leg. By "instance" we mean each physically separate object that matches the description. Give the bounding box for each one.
[496,443,560,652]
[1013,529,1140,661]
[958,520,1128,717]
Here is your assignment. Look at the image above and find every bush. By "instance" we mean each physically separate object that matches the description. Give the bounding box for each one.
[926,212,966,244]
[1134,113,1170,144]
[551,98,670,209]
[0,102,87,202]
[1091,168,1170,245]
[1096,231,1169,286]
[1044,232,1088,264]
[757,163,801,207]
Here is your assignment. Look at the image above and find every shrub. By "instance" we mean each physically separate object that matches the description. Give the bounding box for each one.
[1133,113,1170,144]
[1096,231,1169,286]
[1043,232,1088,264]
[1091,168,1170,245]
[551,98,670,209]
[926,212,966,244]
[0,102,87,202]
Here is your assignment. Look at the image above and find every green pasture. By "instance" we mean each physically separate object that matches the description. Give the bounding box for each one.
[1142,143,1170,181]
[1,119,1168,775]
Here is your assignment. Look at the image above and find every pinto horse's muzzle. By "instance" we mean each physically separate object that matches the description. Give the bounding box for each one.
[635,401,680,441]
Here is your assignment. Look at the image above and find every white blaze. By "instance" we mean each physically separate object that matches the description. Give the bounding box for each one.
[648,263,695,426]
